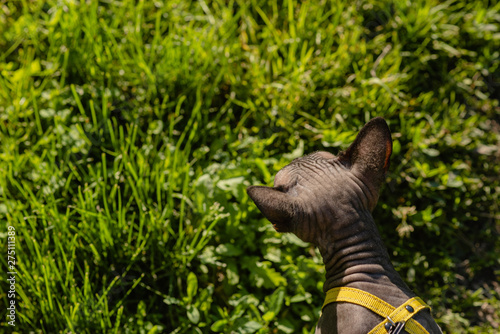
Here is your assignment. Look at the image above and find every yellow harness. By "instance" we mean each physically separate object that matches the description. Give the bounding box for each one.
[322,287,431,334]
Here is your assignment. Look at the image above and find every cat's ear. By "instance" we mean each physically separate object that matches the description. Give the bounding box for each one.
[247,186,297,233]
[339,117,392,187]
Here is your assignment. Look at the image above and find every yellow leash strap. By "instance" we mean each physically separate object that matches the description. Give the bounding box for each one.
[322,287,431,334]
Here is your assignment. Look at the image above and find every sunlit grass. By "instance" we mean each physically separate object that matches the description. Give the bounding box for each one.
[1,0,499,333]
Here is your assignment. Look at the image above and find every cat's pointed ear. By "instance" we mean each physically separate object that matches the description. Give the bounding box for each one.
[247,186,296,233]
[339,117,392,188]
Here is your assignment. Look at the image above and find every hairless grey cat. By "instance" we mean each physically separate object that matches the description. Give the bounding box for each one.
[247,117,442,334]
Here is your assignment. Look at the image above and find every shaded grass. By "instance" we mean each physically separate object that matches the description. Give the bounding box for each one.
[0,0,499,333]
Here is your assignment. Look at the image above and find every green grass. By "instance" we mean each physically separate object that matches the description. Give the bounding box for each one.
[1,0,499,333]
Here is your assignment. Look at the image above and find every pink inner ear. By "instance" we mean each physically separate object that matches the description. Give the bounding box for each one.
[383,139,392,171]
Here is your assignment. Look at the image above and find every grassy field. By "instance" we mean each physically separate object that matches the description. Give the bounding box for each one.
[1,0,499,333]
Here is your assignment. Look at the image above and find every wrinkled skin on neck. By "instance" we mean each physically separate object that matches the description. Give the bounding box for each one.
[247,118,442,334]
[264,150,403,293]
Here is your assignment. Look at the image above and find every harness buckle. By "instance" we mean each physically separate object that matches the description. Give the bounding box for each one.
[385,317,406,334]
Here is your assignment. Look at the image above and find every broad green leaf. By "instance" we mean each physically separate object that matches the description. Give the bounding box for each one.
[240,320,263,333]
[186,305,200,324]
[187,272,198,303]
[268,286,285,315]
[211,319,229,332]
